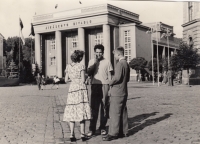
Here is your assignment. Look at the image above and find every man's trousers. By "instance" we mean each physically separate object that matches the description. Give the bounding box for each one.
[108,96,128,136]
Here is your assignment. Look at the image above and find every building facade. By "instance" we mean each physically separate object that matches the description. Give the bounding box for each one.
[182,2,200,50]
[33,3,180,79]
[0,33,4,72]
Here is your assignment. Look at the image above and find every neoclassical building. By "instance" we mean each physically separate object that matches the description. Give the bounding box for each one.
[33,3,180,79]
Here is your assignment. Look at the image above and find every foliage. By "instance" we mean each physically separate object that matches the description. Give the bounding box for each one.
[23,38,35,62]
[7,60,18,78]
[148,58,163,72]
[161,57,168,71]
[5,37,35,83]
[170,41,200,72]
[129,57,147,71]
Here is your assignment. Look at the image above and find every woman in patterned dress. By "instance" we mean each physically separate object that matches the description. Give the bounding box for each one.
[63,50,92,142]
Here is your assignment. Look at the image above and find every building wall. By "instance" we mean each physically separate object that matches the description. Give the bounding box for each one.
[135,26,151,62]
[183,2,200,24]
[0,35,3,70]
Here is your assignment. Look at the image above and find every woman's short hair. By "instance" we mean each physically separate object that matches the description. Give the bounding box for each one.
[71,50,85,63]
[94,44,104,53]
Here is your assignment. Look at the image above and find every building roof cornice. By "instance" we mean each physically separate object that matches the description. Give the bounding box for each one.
[182,19,199,27]
[33,3,140,25]
[0,33,4,39]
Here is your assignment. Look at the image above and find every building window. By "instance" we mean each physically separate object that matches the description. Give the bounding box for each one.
[124,30,131,62]
[50,57,56,66]
[71,35,78,48]
[188,2,193,21]
[94,33,103,45]
[50,39,55,50]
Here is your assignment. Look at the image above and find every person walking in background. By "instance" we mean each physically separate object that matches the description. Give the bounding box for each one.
[103,47,130,141]
[87,44,113,137]
[144,73,148,81]
[167,68,173,86]
[178,70,182,84]
[162,71,168,84]
[41,75,46,90]
[36,73,41,90]
[158,72,162,86]
[51,76,60,89]
[63,50,92,142]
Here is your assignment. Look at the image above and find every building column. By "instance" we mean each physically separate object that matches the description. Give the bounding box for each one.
[162,46,166,58]
[78,27,85,65]
[35,33,41,67]
[56,31,62,78]
[103,24,111,61]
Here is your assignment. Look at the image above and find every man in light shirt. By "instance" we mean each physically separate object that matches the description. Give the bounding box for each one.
[87,44,113,137]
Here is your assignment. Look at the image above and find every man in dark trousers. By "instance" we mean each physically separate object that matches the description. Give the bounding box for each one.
[87,44,113,137]
[103,46,130,141]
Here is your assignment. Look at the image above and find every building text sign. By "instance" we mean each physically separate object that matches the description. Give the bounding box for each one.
[45,20,92,30]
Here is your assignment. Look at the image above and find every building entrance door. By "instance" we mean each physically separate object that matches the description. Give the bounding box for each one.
[45,36,56,77]
[85,28,103,67]
[66,32,78,64]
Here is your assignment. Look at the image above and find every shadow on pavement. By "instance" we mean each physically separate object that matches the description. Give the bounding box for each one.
[128,113,172,136]
[127,97,141,100]
[20,95,54,97]
[128,86,156,88]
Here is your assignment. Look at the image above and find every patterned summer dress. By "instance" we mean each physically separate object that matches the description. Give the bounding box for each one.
[63,63,92,122]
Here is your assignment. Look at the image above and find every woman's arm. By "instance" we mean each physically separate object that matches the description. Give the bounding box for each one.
[65,72,69,83]
[81,70,85,83]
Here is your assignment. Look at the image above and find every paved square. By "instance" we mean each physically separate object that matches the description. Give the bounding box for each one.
[0,82,200,144]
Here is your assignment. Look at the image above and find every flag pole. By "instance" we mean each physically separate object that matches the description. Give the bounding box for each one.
[151,31,154,85]
[156,22,159,87]
[167,28,170,69]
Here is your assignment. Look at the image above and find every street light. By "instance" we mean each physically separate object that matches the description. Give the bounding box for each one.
[146,27,156,85]
[161,28,172,69]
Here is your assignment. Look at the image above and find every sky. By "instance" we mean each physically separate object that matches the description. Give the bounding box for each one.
[0,0,184,39]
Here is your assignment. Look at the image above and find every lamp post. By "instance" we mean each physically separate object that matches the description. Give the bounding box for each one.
[146,27,156,85]
[156,22,159,87]
[161,28,172,69]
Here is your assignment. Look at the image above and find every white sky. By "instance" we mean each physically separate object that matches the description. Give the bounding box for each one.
[0,0,184,39]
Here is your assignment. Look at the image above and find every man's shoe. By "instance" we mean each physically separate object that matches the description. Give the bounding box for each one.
[102,134,118,141]
[118,133,129,138]
[86,131,95,137]
[101,129,107,136]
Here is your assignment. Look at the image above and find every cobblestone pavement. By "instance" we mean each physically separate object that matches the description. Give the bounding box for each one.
[0,82,200,144]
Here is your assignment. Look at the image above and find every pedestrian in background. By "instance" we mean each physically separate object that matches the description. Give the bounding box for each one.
[103,46,130,141]
[36,73,41,90]
[63,50,92,142]
[167,68,173,86]
[41,75,46,90]
[51,76,60,89]
[87,44,113,137]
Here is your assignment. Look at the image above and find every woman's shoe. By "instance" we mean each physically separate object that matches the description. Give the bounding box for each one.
[70,136,76,142]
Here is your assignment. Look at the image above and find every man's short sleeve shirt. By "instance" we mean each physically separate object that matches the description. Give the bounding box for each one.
[88,58,113,84]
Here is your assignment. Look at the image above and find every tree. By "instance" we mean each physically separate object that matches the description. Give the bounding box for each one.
[148,58,163,72]
[170,41,200,73]
[7,59,18,78]
[129,57,147,72]
[161,57,168,72]
[5,37,35,83]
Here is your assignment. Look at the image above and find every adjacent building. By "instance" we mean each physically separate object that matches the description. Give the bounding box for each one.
[33,3,181,79]
[0,33,4,73]
[182,2,200,50]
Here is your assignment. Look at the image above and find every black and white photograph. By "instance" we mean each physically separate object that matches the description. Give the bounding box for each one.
[0,0,200,143]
